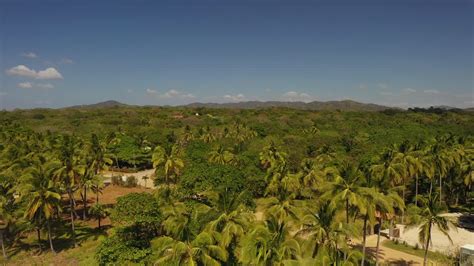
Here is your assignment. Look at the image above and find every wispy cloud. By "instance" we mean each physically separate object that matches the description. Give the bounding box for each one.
[21,52,38,59]
[223,93,246,102]
[6,65,63,80]
[146,89,195,99]
[423,89,440,94]
[18,82,33,89]
[402,88,417,93]
[17,82,54,89]
[282,91,313,102]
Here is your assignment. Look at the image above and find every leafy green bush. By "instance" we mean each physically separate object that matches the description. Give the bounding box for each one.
[111,193,161,230]
[111,175,124,186]
[95,233,151,265]
[125,175,138,187]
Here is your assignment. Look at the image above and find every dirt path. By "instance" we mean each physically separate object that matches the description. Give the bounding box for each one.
[363,235,424,265]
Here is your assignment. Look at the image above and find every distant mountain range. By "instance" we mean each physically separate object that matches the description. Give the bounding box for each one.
[66,100,129,109]
[184,100,394,111]
[64,100,473,112]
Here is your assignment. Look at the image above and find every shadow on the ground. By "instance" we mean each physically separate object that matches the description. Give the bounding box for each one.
[457,213,474,232]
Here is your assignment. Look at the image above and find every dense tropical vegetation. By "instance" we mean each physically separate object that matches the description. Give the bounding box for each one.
[0,106,472,265]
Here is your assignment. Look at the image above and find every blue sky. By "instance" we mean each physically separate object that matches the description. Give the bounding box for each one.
[0,0,472,109]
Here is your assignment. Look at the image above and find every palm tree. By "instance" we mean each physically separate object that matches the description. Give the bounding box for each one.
[238,215,301,265]
[88,133,113,205]
[200,126,217,143]
[422,141,455,203]
[89,204,109,229]
[0,199,9,260]
[296,201,354,260]
[152,145,184,184]
[373,190,404,266]
[54,134,85,248]
[152,231,228,265]
[259,141,287,172]
[208,145,237,165]
[202,190,252,249]
[322,162,366,225]
[416,194,453,266]
[22,157,61,254]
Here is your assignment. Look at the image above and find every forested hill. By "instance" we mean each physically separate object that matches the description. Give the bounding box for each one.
[185,99,392,111]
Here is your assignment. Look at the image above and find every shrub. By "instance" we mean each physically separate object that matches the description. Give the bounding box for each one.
[111,193,161,229]
[111,175,124,186]
[95,233,151,265]
[125,175,137,187]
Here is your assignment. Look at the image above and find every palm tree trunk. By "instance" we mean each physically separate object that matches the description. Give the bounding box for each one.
[0,231,7,260]
[429,179,433,197]
[375,217,383,266]
[37,228,42,252]
[415,175,419,206]
[423,222,432,266]
[346,199,349,224]
[439,176,442,204]
[96,186,99,204]
[402,187,405,224]
[98,216,101,230]
[68,190,77,248]
[361,213,368,266]
[83,186,87,220]
[47,220,55,254]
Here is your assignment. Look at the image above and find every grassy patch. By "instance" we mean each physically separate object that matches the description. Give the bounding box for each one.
[0,223,106,265]
[383,240,454,264]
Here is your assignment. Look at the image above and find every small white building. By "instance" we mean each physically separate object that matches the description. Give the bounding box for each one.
[460,244,474,266]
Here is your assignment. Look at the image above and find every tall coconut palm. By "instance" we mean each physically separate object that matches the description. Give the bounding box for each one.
[422,141,455,203]
[359,187,383,266]
[54,135,85,248]
[238,215,301,265]
[202,190,252,249]
[88,133,113,205]
[372,190,404,266]
[259,141,287,172]
[152,145,184,184]
[152,231,228,265]
[296,201,354,259]
[22,157,61,254]
[0,198,10,260]
[416,194,453,266]
[208,145,237,165]
[321,162,366,225]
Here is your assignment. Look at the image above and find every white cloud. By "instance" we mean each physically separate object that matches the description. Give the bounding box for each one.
[37,83,54,89]
[17,82,54,89]
[21,52,38,58]
[18,82,33,89]
[36,67,63,79]
[402,88,417,93]
[162,89,195,99]
[282,91,313,102]
[423,89,440,94]
[6,65,63,80]
[223,93,246,102]
[6,65,37,78]
[146,88,157,94]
